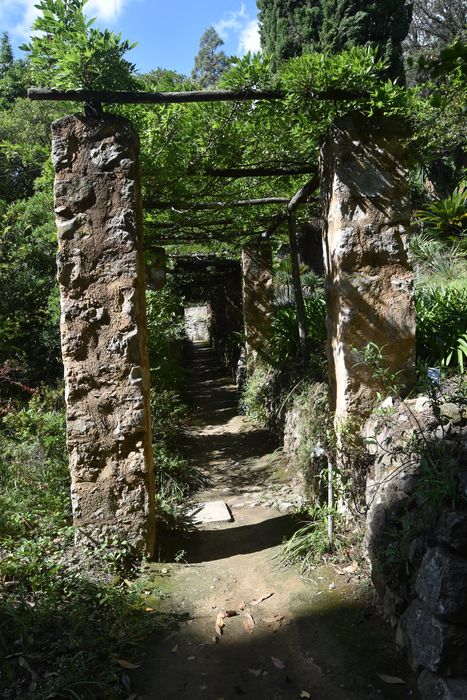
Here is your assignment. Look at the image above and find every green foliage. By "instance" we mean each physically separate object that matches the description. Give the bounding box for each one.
[415,181,467,243]
[146,285,186,393]
[268,294,327,370]
[21,0,137,89]
[257,0,323,71]
[0,33,28,107]
[319,0,413,80]
[409,232,467,281]
[0,392,162,698]
[191,26,230,89]
[279,504,336,572]
[0,390,68,539]
[240,365,272,425]
[415,283,467,368]
[0,190,62,388]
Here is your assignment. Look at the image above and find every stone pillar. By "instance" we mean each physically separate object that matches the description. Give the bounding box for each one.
[52,114,155,556]
[241,242,274,371]
[321,114,415,426]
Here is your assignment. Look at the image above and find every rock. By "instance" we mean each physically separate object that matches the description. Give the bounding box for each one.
[190,501,233,524]
[416,546,467,625]
[403,601,467,675]
[418,669,467,700]
[437,511,467,557]
[440,403,463,425]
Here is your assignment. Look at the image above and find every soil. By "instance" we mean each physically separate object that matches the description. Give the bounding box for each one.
[133,344,419,700]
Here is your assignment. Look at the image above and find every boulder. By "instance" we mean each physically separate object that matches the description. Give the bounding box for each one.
[416,546,467,626]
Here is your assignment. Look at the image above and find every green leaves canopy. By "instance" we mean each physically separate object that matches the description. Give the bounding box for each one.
[21,0,137,90]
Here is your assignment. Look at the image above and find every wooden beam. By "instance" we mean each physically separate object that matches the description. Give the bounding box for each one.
[202,165,317,178]
[28,86,363,105]
[144,197,290,210]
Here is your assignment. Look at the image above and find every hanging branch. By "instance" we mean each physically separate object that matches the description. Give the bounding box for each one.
[287,212,308,365]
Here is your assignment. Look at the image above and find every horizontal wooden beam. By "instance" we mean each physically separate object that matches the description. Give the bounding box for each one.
[28,86,363,105]
[145,197,290,210]
[203,165,318,178]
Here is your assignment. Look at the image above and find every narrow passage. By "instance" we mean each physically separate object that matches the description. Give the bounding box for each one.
[134,344,417,700]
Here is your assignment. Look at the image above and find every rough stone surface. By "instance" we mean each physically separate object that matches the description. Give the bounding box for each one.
[437,511,467,557]
[416,546,467,626]
[52,114,155,555]
[241,242,274,371]
[418,670,467,700]
[320,114,415,425]
[402,601,467,676]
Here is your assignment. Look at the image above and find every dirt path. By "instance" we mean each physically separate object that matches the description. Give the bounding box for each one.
[134,344,418,700]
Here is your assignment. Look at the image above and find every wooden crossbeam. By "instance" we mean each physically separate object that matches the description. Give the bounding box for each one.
[28,86,363,105]
[145,197,290,210]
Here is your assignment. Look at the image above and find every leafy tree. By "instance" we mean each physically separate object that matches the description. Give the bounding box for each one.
[191,27,230,88]
[21,0,137,90]
[406,0,466,51]
[319,0,413,79]
[257,0,323,71]
[0,33,28,106]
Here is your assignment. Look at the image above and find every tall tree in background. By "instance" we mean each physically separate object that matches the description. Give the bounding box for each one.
[192,27,230,88]
[0,33,27,105]
[319,0,413,79]
[405,0,466,51]
[257,0,323,70]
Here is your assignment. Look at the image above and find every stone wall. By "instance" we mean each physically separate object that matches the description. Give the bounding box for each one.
[52,114,155,556]
[364,388,467,698]
[320,114,415,426]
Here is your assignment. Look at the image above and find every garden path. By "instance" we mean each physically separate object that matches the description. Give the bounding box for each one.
[133,343,418,700]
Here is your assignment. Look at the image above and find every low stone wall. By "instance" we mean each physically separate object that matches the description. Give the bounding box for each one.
[363,386,467,697]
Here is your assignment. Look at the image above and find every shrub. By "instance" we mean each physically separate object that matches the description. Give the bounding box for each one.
[415,283,467,369]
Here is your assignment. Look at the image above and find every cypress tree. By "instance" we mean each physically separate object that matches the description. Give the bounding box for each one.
[319,0,413,79]
[257,0,323,70]
[192,27,230,89]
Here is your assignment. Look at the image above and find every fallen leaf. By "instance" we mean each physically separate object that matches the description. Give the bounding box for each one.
[248,668,263,678]
[251,592,274,605]
[187,656,196,661]
[238,601,246,610]
[225,610,238,617]
[242,611,255,633]
[117,659,140,670]
[145,607,155,612]
[300,692,311,699]
[377,673,405,685]
[215,624,223,636]
[343,561,358,574]
[328,582,336,590]
[271,656,285,670]
[171,644,178,654]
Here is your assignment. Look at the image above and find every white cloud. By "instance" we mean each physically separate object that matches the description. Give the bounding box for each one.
[214,3,261,56]
[86,0,127,23]
[0,0,128,44]
[239,19,260,54]
[214,3,247,40]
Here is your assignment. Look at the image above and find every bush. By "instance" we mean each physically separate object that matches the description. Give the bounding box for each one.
[415,283,467,369]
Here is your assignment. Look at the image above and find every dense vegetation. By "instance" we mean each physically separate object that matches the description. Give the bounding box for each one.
[0,0,465,695]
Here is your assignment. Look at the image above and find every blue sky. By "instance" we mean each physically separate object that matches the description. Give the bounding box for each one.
[0,0,261,76]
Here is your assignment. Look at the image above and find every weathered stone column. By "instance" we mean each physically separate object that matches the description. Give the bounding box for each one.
[52,114,155,556]
[321,114,415,426]
[241,242,274,371]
